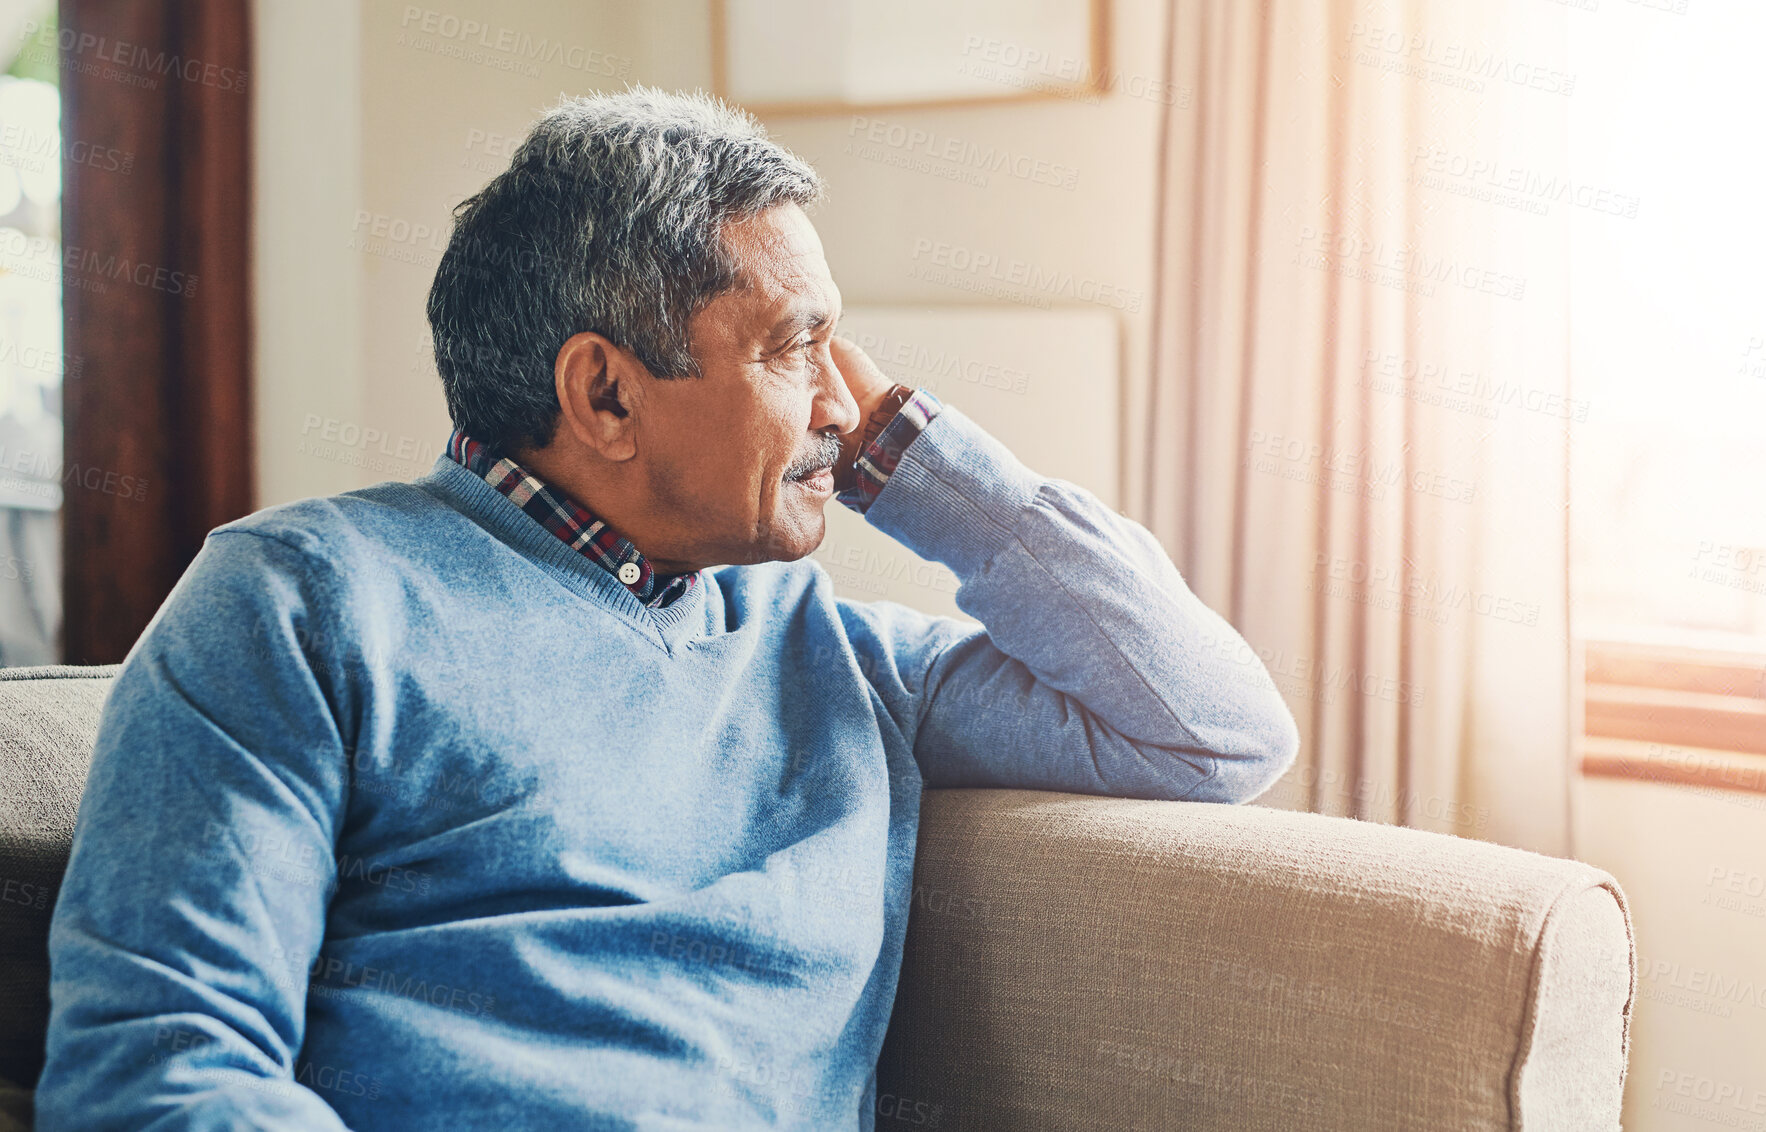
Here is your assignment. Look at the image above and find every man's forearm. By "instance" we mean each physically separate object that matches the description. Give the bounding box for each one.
[857,401,1300,801]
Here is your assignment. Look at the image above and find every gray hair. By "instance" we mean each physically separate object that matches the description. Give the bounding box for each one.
[425,86,824,453]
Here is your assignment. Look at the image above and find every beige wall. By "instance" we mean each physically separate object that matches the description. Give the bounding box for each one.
[249,2,1762,1127]
[1576,779,1766,1130]
[251,0,365,506]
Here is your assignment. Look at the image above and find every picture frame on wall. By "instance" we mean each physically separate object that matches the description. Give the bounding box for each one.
[710,0,1109,115]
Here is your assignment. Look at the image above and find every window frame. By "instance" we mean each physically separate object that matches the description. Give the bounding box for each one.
[1579,637,1766,797]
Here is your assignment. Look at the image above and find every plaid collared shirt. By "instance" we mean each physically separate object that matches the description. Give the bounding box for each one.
[445,387,942,609]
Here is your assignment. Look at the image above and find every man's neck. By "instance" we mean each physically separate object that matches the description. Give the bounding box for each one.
[511,444,707,576]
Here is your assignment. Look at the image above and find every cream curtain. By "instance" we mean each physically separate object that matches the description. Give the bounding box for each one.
[1133,0,1577,854]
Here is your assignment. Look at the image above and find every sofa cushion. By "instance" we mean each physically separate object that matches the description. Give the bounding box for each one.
[0,665,118,1087]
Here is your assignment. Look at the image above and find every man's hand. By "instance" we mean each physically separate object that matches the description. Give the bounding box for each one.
[829,336,898,494]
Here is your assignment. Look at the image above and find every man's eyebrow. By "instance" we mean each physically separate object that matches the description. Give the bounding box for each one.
[766,306,833,343]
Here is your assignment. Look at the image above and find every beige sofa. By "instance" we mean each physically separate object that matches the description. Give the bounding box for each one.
[0,666,1633,1129]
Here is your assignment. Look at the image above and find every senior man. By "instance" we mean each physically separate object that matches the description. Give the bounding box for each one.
[37,88,1298,1130]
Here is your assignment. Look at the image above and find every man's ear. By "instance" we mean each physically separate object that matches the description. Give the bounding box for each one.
[553,331,646,461]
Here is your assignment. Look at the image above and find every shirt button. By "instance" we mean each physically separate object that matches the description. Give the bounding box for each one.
[617,562,641,585]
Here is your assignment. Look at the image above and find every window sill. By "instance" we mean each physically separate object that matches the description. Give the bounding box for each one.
[1580,638,1766,797]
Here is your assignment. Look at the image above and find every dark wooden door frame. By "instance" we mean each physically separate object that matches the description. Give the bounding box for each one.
[60,0,254,664]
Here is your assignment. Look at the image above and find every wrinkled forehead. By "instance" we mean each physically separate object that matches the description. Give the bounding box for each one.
[723,205,836,304]
[702,204,841,348]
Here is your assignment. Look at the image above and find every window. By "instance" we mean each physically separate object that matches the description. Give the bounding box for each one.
[1568,5,1766,787]
[1568,5,1766,648]
[0,2,62,665]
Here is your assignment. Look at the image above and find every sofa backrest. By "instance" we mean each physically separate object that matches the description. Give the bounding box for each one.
[0,665,119,1086]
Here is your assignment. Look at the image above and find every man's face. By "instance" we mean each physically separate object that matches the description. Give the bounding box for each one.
[632,203,860,567]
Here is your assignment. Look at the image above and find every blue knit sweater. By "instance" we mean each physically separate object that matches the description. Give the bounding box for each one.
[38,402,1298,1131]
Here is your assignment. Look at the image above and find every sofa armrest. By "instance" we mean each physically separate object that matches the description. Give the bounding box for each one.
[879,789,1634,1131]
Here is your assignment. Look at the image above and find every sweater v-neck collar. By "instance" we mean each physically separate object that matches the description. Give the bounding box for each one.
[441,427,698,609]
[416,456,710,653]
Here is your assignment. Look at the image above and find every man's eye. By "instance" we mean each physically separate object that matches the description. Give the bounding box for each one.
[795,338,820,353]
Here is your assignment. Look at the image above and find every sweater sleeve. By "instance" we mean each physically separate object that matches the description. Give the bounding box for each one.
[35,530,357,1131]
[838,402,1299,803]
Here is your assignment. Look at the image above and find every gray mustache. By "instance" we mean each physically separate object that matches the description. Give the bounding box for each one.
[787,433,843,480]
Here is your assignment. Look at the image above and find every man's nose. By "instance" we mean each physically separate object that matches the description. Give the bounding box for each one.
[810,347,861,436]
